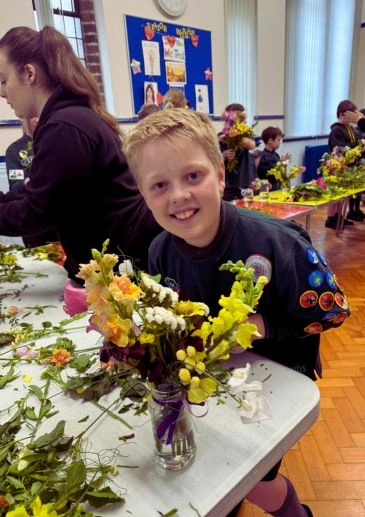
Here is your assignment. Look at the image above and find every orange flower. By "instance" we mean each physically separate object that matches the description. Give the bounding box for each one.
[109,276,141,302]
[51,348,71,367]
[0,495,9,509]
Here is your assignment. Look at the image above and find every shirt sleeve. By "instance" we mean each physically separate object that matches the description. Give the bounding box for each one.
[257,152,278,179]
[262,233,350,342]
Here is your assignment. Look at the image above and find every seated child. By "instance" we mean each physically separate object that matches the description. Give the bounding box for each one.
[124,109,350,517]
[257,126,291,191]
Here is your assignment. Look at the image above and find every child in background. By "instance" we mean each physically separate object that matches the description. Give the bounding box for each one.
[325,99,364,228]
[124,108,351,517]
[218,103,257,201]
[257,126,291,191]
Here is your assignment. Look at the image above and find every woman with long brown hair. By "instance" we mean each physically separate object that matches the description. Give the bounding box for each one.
[0,26,160,281]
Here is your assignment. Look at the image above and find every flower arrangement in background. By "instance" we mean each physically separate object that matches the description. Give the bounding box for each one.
[317,143,365,190]
[267,160,306,191]
[77,241,267,405]
[221,111,257,173]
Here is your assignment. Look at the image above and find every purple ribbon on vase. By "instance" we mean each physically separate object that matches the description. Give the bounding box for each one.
[152,384,185,445]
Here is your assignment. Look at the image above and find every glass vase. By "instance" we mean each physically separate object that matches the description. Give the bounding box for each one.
[148,384,196,470]
[280,178,291,192]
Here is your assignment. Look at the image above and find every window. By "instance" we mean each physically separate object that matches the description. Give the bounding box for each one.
[224,0,257,119]
[33,0,85,65]
[284,0,358,137]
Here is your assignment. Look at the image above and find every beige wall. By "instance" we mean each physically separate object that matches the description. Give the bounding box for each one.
[94,0,226,119]
[0,0,36,153]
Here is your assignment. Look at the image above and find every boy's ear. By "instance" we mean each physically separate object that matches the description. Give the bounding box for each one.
[218,161,225,195]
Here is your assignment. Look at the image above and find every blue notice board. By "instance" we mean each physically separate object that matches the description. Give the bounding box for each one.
[124,14,214,115]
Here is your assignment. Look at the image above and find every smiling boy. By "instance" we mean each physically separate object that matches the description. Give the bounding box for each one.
[124,109,349,517]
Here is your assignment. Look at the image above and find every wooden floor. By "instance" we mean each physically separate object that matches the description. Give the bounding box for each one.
[239,206,365,517]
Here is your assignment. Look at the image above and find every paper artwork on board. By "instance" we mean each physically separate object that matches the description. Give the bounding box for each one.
[195,84,209,113]
[130,58,141,75]
[166,61,187,85]
[162,36,185,62]
[142,40,161,76]
[144,81,159,105]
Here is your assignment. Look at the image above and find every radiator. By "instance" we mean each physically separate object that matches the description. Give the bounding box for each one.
[303,144,329,182]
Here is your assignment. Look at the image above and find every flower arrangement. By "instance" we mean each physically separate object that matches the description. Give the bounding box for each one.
[221,111,257,173]
[77,241,267,405]
[267,160,306,191]
[317,144,365,190]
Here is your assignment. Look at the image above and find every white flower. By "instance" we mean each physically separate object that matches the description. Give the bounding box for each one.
[238,392,272,422]
[118,259,134,277]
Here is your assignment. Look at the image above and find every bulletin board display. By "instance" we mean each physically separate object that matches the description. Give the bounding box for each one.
[124,14,214,115]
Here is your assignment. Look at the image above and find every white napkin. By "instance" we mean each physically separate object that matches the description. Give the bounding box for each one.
[228,363,273,423]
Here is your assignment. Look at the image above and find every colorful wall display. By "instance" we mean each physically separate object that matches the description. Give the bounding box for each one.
[124,15,214,114]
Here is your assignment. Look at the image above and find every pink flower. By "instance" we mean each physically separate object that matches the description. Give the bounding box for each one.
[16,346,29,357]
[63,279,88,316]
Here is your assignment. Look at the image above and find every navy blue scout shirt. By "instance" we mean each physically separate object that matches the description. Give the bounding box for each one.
[148,202,350,380]
[257,148,281,191]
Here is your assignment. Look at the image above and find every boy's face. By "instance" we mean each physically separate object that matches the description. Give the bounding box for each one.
[138,135,225,248]
[269,135,282,151]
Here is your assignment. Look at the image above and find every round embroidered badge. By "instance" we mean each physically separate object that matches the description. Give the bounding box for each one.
[245,254,272,282]
[308,270,324,288]
[316,251,328,266]
[299,290,318,308]
[306,247,319,264]
[326,272,336,290]
[334,292,348,310]
[319,292,335,311]
[304,322,323,334]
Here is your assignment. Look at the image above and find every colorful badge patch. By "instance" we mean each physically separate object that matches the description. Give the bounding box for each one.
[306,247,319,264]
[245,254,272,282]
[8,169,24,180]
[299,290,318,308]
[319,292,335,311]
[308,270,324,288]
[326,272,336,290]
[304,322,323,334]
[165,277,178,291]
[316,251,327,266]
[334,292,348,310]
[331,312,349,325]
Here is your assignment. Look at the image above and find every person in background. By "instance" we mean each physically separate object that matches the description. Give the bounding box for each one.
[5,117,58,247]
[163,88,186,109]
[257,126,291,191]
[137,103,159,121]
[124,108,351,517]
[218,103,257,201]
[325,100,364,228]
[0,25,160,282]
[6,117,37,194]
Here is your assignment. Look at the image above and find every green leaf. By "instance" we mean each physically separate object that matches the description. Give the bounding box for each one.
[31,420,65,449]
[39,399,53,419]
[7,475,25,489]
[0,333,13,347]
[30,481,43,496]
[28,384,44,400]
[63,460,87,496]
[25,406,38,420]
[0,443,12,462]
[77,415,89,423]
[42,321,53,328]
[0,365,18,388]
[71,353,90,372]
[86,486,124,508]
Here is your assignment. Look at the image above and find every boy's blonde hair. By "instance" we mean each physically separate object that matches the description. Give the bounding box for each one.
[123,108,223,182]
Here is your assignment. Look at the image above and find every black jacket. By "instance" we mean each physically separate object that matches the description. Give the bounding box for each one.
[257,148,280,190]
[149,202,350,379]
[328,122,361,151]
[0,86,160,280]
